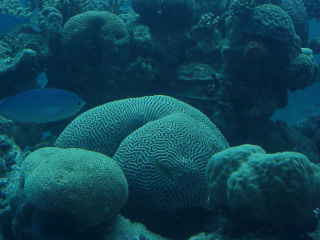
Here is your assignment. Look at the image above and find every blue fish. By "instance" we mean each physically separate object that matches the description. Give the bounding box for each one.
[0,88,86,124]
[0,11,40,35]
[0,13,29,34]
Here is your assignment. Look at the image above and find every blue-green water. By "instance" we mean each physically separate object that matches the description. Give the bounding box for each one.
[0,1,319,240]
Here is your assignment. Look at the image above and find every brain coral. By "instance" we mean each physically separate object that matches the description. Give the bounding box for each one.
[114,112,221,211]
[62,10,129,62]
[207,144,320,232]
[243,4,298,43]
[56,95,229,212]
[21,147,128,230]
[55,95,228,156]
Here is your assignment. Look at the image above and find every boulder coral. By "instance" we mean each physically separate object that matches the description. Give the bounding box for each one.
[286,52,318,90]
[62,10,129,64]
[55,95,228,157]
[21,147,128,231]
[114,112,221,211]
[207,144,320,233]
[280,0,307,26]
[56,95,229,213]
[243,4,298,43]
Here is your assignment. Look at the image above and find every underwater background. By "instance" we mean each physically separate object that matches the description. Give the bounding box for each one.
[0,0,320,239]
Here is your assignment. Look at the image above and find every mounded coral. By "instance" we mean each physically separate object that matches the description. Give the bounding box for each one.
[61,10,129,64]
[21,147,128,231]
[207,144,265,209]
[286,53,318,90]
[114,112,221,211]
[56,10,131,105]
[221,4,305,125]
[279,0,307,26]
[55,95,229,213]
[242,4,298,43]
[207,144,320,233]
[55,95,228,156]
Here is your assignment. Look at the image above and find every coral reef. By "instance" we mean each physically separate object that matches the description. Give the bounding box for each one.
[279,0,308,42]
[38,6,63,49]
[13,147,128,238]
[207,144,320,234]
[114,112,221,211]
[175,63,220,101]
[55,95,228,155]
[132,0,196,30]
[243,4,298,43]
[55,95,228,214]
[286,52,318,90]
[0,48,41,98]
[48,10,130,104]
[61,10,129,63]
[0,135,22,175]
[0,0,319,238]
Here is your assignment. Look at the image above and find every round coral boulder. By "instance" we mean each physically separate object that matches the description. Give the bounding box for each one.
[21,147,128,231]
[62,10,129,63]
[207,144,320,233]
[287,53,318,90]
[243,4,298,43]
